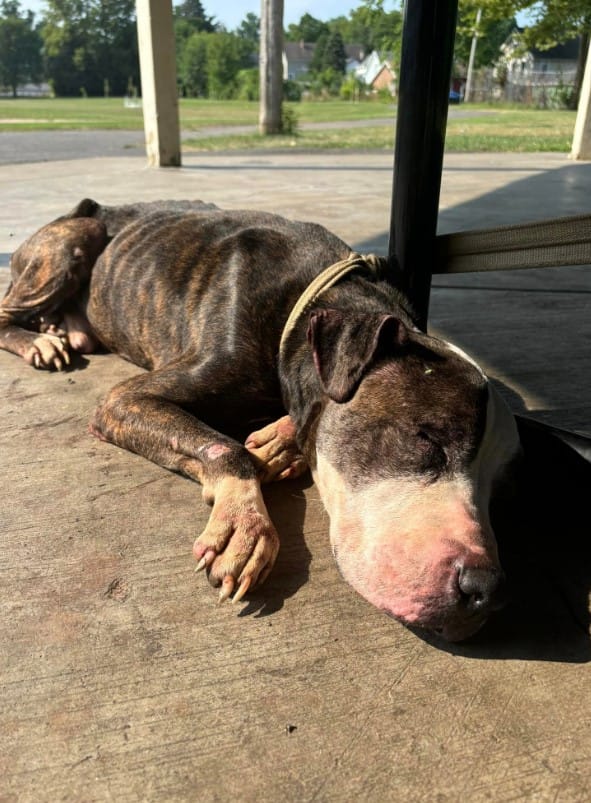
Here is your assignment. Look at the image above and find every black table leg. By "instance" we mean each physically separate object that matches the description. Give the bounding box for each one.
[389,0,459,330]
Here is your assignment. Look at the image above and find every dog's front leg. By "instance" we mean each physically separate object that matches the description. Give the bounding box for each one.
[90,361,279,603]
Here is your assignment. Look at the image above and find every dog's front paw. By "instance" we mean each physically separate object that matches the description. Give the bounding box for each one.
[25,332,71,371]
[245,415,308,482]
[193,478,279,603]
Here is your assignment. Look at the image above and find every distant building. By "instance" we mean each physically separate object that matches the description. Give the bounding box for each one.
[355,51,396,95]
[282,41,315,80]
[500,33,580,87]
[0,82,51,98]
[344,44,365,74]
[282,41,366,81]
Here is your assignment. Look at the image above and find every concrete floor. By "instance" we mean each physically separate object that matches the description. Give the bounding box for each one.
[1,150,591,801]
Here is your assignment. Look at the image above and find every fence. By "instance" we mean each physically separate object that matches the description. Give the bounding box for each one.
[466,67,577,107]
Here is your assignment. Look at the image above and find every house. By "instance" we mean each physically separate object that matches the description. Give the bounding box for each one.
[344,44,365,74]
[282,41,315,80]
[355,50,396,95]
[0,82,51,98]
[371,63,396,93]
[283,41,366,81]
[499,33,580,86]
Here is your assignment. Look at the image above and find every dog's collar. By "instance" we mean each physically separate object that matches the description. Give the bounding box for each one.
[279,251,384,359]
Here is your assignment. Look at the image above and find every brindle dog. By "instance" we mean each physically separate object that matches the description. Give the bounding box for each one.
[0,199,521,641]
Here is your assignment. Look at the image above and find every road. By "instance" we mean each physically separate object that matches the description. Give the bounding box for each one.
[0,110,485,165]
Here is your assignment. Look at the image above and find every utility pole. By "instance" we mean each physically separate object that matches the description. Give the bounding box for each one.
[259,0,284,134]
[464,7,482,103]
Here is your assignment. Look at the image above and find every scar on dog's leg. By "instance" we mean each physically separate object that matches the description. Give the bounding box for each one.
[245,415,308,482]
[90,360,280,604]
[0,217,106,369]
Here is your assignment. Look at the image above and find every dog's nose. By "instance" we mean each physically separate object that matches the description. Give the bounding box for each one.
[457,565,508,614]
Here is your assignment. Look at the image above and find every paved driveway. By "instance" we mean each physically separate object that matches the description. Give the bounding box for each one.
[0,109,488,164]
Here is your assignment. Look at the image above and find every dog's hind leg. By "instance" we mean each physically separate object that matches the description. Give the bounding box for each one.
[90,358,280,604]
[245,416,308,482]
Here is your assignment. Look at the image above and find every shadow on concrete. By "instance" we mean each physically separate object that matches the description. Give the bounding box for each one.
[362,162,591,662]
[351,161,591,256]
[199,418,313,618]
[461,424,590,662]
[409,404,591,663]
[184,161,395,173]
[432,283,591,295]
[240,474,314,618]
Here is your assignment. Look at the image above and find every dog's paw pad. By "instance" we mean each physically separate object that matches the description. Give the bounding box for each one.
[25,333,70,371]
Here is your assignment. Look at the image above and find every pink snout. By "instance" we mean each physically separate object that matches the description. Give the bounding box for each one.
[325,482,508,641]
[315,459,510,642]
[335,534,507,641]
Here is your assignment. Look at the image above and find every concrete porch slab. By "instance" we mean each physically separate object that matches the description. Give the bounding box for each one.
[1,151,590,801]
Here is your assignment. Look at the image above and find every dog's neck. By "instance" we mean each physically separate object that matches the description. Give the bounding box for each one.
[277,259,416,464]
[278,252,385,359]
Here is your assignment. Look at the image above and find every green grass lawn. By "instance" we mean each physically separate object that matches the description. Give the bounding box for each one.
[184,108,575,153]
[445,108,575,152]
[0,97,577,152]
[0,96,396,131]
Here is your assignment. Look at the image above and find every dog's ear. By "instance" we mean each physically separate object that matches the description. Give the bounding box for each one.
[63,198,100,220]
[307,309,407,402]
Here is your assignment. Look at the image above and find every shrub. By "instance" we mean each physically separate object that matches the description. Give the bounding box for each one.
[281,105,299,136]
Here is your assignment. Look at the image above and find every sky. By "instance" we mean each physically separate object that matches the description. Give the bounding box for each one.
[19,0,371,29]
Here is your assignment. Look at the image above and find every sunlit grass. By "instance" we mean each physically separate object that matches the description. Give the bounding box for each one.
[0,97,576,152]
[0,96,395,131]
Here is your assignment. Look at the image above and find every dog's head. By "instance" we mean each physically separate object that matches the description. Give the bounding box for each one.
[303,308,520,641]
[8,206,107,317]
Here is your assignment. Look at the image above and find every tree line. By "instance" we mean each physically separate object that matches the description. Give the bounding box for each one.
[0,0,588,100]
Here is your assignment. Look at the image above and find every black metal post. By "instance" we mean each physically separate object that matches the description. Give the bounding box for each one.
[389,0,459,330]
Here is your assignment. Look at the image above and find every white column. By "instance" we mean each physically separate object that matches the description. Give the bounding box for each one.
[136,0,181,166]
[570,38,591,161]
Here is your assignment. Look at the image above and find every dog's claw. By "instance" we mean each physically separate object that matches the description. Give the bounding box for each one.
[218,576,235,603]
[194,549,216,573]
[231,576,251,604]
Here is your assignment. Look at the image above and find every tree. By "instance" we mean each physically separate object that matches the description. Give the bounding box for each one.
[259,0,283,134]
[322,30,347,73]
[41,0,93,96]
[310,29,346,76]
[174,0,215,33]
[206,31,250,98]
[89,0,139,95]
[285,12,328,43]
[459,0,591,104]
[0,0,42,96]
[310,31,329,72]
[460,0,591,47]
[455,9,516,68]
[41,0,138,96]
[178,30,209,96]
[174,0,215,60]
[236,12,259,48]
[347,0,403,59]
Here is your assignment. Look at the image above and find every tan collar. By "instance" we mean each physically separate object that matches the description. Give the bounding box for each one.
[279,251,384,359]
